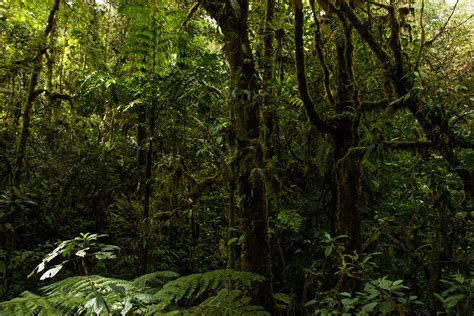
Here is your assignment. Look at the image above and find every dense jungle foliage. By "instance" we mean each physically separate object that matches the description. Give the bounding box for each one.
[0,0,473,314]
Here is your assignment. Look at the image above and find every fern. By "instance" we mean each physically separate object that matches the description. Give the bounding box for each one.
[154,269,264,309]
[289,95,304,108]
[187,289,270,316]
[0,275,149,315]
[0,269,267,315]
[41,275,143,296]
[133,270,180,288]
[277,209,304,233]
[0,291,59,315]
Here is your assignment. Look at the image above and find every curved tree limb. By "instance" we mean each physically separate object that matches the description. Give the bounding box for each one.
[292,0,332,134]
[309,0,334,105]
[336,0,394,72]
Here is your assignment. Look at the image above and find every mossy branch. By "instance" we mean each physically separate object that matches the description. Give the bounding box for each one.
[292,0,333,134]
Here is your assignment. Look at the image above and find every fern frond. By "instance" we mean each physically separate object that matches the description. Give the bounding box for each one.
[153,269,265,312]
[1,270,267,315]
[133,270,180,288]
[39,275,151,314]
[41,275,142,297]
[0,291,63,315]
[289,95,304,108]
[188,289,270,316]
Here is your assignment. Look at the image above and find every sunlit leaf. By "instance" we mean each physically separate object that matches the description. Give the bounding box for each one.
[40,265,63,280]
[75,248,89,257]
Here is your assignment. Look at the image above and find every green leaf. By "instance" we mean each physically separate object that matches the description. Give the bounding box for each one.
[304,299,317,307]
[324,245,333,257]
[121,296,133,315]
[274,293,291,305]
[109,284,126,295]
[227,237,239,246]
[95,251,116,260]
[444,294,465,309]
[229,0,241,18]
[341,298,353,306]
[454,274,465,284]
[134,293,156,304]
[434,293,445,303]
[361,302,378,312]
[11,186,21,197]
[378,278,392,290]
[378,301,394,314]
[393,279,403,287]
[277,210,303,233]
[84,296,106,315]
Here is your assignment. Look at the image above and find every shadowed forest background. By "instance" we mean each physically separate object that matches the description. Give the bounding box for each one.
[0,0,472,314]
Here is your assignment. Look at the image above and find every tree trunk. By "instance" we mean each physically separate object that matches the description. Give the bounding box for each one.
[333,14,362,254]
[294,0,362,251]
[338,0,472,199]
[137,102,148,273]
[293,0,363,290]
[333,138,362,254]
[262,0,277,159]
[228,172,238,270]
[202,0,276,312]
[6,0,61,298]
[13,0,61,188]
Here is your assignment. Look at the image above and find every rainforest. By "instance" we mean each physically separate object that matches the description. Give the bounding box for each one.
[0,0,472,314]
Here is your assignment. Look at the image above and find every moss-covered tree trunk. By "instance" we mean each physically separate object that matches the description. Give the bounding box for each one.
[338,0,472,199]
[294,0,364,291]
[7,0,61,298]
[333,136,362,253]
[294,0,363,254]
[13,0,61,188]
[202,0,275,312]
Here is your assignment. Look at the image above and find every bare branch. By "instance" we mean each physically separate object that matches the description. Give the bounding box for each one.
[425,0,460,47]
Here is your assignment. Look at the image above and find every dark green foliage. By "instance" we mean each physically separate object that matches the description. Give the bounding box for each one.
[185,289,270,316]
[0,0,472,314]
[154,269,264,307]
